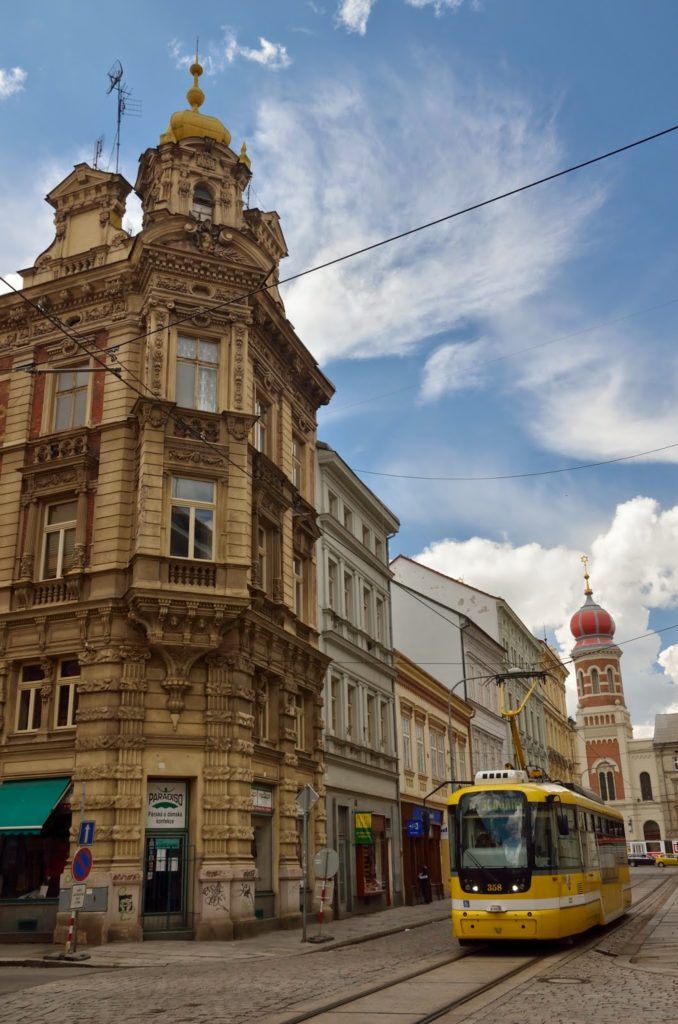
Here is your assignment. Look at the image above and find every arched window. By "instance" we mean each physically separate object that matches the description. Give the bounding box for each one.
[577,670,584,695]
[591,668,600,694]
[599,770,615,801]
[643,819,661,841]
[606,667,615,689]
[640,772,653,801]
[192,184,214,221]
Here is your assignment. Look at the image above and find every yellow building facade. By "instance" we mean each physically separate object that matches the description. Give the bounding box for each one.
[540,640,577,783]
[0,65,333,943]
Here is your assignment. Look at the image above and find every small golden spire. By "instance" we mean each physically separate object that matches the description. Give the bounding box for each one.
[581,554,592,596]
[238,141,252,169]
[186,44,205,113]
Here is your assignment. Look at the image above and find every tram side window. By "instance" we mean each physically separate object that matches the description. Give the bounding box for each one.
[557,806,583,870]
[533,805,557,869]
[581,811,598,869]
[448,809,457,871]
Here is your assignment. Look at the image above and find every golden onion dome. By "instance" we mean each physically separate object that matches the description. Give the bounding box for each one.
[160,60,231,146]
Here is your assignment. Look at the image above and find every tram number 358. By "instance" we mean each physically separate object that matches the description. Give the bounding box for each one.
[487,884,503,892]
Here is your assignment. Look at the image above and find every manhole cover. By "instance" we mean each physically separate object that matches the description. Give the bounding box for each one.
[539,977,590,985]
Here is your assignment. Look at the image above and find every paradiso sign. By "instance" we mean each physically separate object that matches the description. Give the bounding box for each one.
[146,781,187,830]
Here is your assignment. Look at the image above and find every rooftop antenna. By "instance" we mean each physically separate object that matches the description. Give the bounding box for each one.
[106,60,142,174]
[93,135,104,170]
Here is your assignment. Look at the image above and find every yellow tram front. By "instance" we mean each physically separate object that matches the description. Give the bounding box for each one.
[448,770,630,943]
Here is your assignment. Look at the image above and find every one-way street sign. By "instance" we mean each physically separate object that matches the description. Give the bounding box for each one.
[78,820,95,846]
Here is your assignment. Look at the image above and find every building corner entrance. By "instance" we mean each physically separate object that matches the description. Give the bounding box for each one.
[142,780,192,935]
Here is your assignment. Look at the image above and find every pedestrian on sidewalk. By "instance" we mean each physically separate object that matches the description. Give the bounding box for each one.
[418,865,432,904]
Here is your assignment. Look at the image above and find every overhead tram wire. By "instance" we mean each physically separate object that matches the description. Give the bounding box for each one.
[0,275,256,485]
[57,117,678,360]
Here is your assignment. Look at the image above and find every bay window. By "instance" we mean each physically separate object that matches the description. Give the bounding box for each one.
[170,477,215,560]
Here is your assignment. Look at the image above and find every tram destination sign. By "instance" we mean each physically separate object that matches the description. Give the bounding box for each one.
[146,781,187,830]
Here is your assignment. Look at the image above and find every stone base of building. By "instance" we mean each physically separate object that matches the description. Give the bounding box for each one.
[195,919,235,941]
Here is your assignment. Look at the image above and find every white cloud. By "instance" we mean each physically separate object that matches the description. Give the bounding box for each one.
[406,0,466,13]
[419,338,490,400]
[336,0,376,34]
[170,31,292,74]
[0,67,26,99]
[413,496,678,732]
[253,67,603,363]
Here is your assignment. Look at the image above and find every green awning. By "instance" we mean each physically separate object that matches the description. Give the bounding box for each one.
[0,777,71,835]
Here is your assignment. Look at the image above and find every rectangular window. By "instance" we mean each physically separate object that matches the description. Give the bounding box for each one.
[328,490,338,518]
[415,721,426,774]
[254,399,269,454]
[376,597,385,642]
[54,367,89,431]
[430,728,446,780]
[292,436,304,490]
[401,714,412,770]
[293,556,304,617]
[362,525,371,549]
[329,676,340,735]
[295,693,306,750]
[374,537,385,561]
[16,664,44,732]
[55,659,79,728]
[366,694,376,747]
[170,477,215,560]
[42,500,77,580]
[176,336,219,412]
[362,586,372,634]
[379,701,389,750]
[343,506,353,532]
[255,683,269,742]
[327,558,338,610]
[343,571,354,621]
[257,526,269,592]
[347,684,356,738]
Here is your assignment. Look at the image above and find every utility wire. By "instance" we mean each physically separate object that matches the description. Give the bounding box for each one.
[50,117,678,359]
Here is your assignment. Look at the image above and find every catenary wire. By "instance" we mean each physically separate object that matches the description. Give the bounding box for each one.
[66,118,678,357]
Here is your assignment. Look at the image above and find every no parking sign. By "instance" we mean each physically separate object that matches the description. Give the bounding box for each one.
[71,846,93,883]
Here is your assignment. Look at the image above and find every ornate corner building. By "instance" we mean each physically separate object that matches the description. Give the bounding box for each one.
[0,62,334,943]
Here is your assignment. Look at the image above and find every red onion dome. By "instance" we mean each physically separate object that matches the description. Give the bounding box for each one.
[570,595,616,643]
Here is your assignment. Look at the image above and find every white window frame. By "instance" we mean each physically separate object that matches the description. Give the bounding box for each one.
[54,659,79,729]
[292,435,304,491]
[293,555,304,617]
[430,728,446,780]
[16,666,44,733]
[192,183,214,221]
[327,558,338,610]
[366,693,376,747]
[254,399,269,454]
[176,335,220,413]
[401,714,412,771]
[41,500,77,580]
[169,477,216,561]
[415,720,426,774]
[52,365,89,432]
[347,683,357,739]
[295,692,306,751]
[343,571,354,621]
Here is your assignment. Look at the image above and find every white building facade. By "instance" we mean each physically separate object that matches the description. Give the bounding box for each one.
[316,443,402,915]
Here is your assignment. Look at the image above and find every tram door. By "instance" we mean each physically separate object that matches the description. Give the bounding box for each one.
[142,835,188,932]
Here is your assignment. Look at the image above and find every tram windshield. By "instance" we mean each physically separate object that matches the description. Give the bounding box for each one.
[459,791,528,869]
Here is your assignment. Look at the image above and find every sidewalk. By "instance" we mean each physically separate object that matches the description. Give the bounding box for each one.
[0,899,451,970]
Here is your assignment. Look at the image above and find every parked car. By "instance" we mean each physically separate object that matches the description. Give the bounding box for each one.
[628,854,656,866]
[655,852,678,867]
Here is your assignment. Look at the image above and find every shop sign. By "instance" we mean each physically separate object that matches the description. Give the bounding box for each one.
[251,785,273,813]
[407,820,424,837]
[411,806,443,825]
[355,812,373,845]
[146,780,187,830]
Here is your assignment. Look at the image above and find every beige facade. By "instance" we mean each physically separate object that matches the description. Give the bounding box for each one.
[539,640,577,783]
[395,651,472,901]
[0,66,334,942]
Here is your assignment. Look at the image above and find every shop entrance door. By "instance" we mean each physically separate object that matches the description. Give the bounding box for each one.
[337,806,351,915]
[142,834,188,933]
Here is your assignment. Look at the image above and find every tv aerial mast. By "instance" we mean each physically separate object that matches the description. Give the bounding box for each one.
[106,60,141,174]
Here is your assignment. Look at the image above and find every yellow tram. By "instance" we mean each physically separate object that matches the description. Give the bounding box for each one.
[448,769,631,942]
[447,670,630,943]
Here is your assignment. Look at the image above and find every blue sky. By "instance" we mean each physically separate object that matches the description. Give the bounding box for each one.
[4,0,678,729]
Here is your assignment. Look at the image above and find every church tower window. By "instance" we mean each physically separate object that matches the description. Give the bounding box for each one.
[591,668,600,694]
[640,772,653,801]
[192,184,214,221]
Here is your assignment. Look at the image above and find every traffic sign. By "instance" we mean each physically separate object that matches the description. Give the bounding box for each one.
[70,883,86,910]
[314,848,339,879]
[296,784,319,815]
[71,846,93,883]
[78,820,95,846]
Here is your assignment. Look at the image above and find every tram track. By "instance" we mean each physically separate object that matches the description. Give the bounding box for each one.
[275,874,675,1024]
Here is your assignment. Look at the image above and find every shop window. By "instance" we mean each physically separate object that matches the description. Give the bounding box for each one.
[591,668,600,694]
[53,366,89,432]
[176,336,219,412]
[170,477,215,560]
[16,664,44,732]
[430,728,446,780]
[327,558,338,610]
[640,772,653,801]
[41,500,77,580]
[192,184,214,221]
[415,720,426,774]
[254,399,269,454]
[401,714,412,770]
[55,659,79,729]
[291,435,305,491]
[343,571,354,622]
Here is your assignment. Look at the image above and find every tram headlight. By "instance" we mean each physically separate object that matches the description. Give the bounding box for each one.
[512,884,519,892]
[472,885,479,892]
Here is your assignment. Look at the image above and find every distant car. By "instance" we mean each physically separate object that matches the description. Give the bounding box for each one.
[655,853,678,867]
[628,854,656,866]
